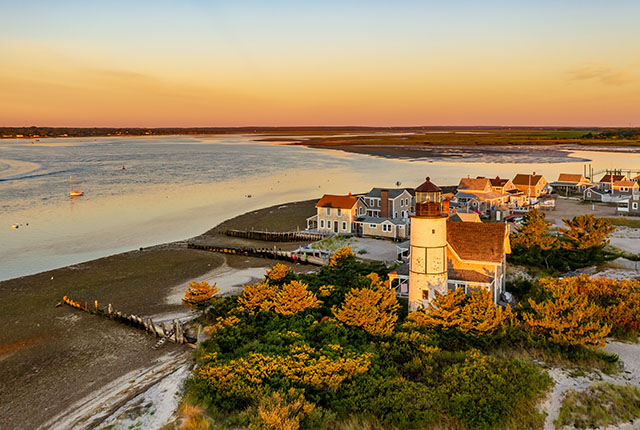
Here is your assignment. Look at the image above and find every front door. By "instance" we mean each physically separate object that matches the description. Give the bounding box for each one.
[334,222,338,233]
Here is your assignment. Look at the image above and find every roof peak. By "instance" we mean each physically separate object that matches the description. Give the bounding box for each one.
[415,176,442,193]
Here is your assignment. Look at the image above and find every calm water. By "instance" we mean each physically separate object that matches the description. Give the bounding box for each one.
[1,134,639,281]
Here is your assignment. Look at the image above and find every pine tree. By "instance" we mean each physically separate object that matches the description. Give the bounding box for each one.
[510,209,557,250]
[560,214,615,250]
[523,277,611,348]
[183,280,220,313]
[333,284,400,337]
[458,289,513,335]
[407,288,465,329]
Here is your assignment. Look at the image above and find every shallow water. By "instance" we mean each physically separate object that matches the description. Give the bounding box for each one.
[1,134,638,281]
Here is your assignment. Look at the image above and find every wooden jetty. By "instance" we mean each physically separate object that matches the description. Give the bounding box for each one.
[60,295,191,347]
[187,243,327,265]
[224,229,326,243]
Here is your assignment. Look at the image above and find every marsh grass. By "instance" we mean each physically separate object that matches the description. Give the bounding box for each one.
[297,130,640,148]
[555,382,640,429]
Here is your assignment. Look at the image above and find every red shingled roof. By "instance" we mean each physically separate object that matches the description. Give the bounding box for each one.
[599,174,627,183]
[557,173,584,183]
[513,174,544,186]
[448,268,493,283]
[613,180,637,187]
[447,221,509,263]
[458,177,491,191]
[488,177,510,187]
[415,177,442,192]
[316,194,359,209]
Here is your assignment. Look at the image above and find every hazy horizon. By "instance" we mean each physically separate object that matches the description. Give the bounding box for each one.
[1,124,636,130]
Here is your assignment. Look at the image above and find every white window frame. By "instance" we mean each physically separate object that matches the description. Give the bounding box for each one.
[326,208,331,215]
[369,223,377,228]
[633,202,638,210]
[337,208,342,216]
[320,220,325,228]
[327,220,331,229]
[342,221,347,230]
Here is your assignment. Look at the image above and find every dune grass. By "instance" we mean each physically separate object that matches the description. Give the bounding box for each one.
[609,217,640,229]
[555,382,640,429]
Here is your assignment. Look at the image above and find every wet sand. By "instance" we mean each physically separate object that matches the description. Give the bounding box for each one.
[301,143,592,163]
[0,199,317,429]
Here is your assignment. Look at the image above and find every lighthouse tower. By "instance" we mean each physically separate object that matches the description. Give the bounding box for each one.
[409,177,449,311]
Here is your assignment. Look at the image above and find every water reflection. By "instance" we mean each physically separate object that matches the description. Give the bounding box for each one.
[1,135,639,281]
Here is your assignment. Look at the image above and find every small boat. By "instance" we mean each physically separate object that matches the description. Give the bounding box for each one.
[69,175,83,197]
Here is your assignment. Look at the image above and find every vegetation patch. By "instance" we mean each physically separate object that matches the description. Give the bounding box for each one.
[183,248,568,429]
[555,382,640,429]
[508,210,617,272]
[609,217,640,229]
[311,235,352,252]
[182,236,640,429]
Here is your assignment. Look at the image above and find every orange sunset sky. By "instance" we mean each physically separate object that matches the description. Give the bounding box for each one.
[1,1,639,127]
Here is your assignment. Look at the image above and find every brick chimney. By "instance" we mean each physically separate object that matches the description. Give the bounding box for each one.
[380,189,389,218]
[442,199,450,216]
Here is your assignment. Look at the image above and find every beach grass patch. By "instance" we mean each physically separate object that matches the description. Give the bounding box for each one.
[609,217,640,229]
[555,382,640,429]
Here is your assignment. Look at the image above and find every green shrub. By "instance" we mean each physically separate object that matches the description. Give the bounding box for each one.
[556,382,640,429]
[441,351,552,430]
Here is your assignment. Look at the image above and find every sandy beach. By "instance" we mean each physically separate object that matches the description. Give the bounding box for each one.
[0,199,317,429]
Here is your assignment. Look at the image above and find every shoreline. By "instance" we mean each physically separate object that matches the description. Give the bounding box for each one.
[0,199,318,430]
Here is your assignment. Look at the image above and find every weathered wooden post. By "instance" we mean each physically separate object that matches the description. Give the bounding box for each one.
[174,320,184,344]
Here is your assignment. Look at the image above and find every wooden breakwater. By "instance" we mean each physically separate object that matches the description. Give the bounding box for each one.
[60,295,191,347]
[187,243,327,265]
[224,229,326,242]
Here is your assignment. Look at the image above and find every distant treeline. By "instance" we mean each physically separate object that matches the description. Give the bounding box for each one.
[0,125,606,139]
[582,129,640,140]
